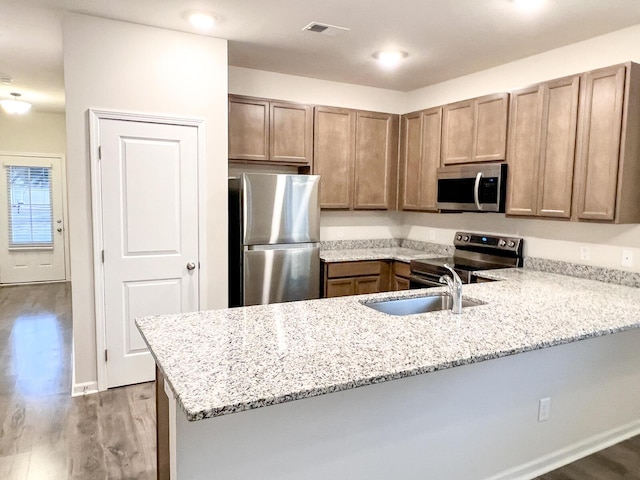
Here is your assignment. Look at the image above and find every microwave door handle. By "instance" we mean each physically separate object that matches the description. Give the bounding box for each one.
[474,172,483,211]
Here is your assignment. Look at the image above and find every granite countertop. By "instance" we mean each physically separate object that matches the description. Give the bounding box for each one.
[136,268,640,422]
[320,246,445,263]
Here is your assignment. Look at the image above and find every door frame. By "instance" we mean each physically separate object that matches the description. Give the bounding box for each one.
[88,109,207,391]
[0,151,70,284]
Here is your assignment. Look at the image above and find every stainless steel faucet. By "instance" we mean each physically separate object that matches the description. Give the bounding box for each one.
[439,264,463,314]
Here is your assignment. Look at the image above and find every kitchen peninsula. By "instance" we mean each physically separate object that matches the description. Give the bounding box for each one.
[137,269,640,480]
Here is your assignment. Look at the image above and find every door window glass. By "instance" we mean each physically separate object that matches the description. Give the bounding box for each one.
[6,166,53,247]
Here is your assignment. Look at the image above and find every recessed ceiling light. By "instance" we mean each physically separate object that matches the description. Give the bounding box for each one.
[512,0,545,12]
[373,51,408,69]
[186,11,217,30]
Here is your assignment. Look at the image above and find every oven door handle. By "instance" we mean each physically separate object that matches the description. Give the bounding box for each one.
[474,172,483,211]
[409,274,443,288]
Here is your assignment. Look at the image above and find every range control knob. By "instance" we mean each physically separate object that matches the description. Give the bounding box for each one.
[498,240,507,247]
[456,235,462,241]
[463,235,470,241]
[508,240,516,248]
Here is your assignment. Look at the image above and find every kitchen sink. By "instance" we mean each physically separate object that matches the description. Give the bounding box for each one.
[363,294,485,316]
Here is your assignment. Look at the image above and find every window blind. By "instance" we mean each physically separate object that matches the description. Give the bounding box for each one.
[6,166,54,247]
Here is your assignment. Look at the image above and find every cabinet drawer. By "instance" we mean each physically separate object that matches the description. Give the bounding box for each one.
[393,261,410,278]
[326,261,382,278]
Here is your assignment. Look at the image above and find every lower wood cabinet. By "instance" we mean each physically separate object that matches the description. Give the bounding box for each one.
[391,261,411,291]
[156,366,170,480]
[323,260,390,298]
[322,260,411,298]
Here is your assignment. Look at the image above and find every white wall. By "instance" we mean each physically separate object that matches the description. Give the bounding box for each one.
[63,14,228,389]
[229,66,406,114]
[0,112,66,153]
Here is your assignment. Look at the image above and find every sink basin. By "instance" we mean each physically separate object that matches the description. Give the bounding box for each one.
[363,294,485,316]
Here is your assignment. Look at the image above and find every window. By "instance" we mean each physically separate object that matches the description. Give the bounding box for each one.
[6,166,53,248]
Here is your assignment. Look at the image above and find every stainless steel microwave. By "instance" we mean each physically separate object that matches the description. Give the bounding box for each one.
[436,163,507,212]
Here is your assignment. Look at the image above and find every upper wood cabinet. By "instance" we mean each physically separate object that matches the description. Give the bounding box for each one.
[228,95,313,165]
[314,106,356,208]
[399,107,442,211]
[442,92,509,165]
[573,63,640,223]
[229,96,269,161]
[506,75,580,218]
[314,106,398,210]
[354,111,398,209]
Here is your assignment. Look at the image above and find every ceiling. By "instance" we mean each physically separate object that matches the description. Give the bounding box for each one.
[2,0,640,113]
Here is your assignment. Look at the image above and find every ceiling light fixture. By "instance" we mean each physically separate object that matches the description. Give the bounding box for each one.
[187,11,217,30]
[373,50,408,69]
[1,93,31,115]
[512,0,545,12]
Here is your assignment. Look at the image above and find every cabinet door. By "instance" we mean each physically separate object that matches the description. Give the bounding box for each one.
[473,93,509,162]
[537,76,580,218]
[314,106,356,209]
[355,276,382,294]
[228,96,269,161]
[442,99,474,165]
[270,101,313,164]
[400,112,423,210]
[419,108,443,211]
[354,111,398,210]
[393,276,410,291]
[506,85,543,216]
[325,278,356,298]
[575,65,626,221]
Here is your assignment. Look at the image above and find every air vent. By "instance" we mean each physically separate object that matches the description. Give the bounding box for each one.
[302,22,350,37]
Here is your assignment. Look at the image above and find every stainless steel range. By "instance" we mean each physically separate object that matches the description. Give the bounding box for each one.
[409,232,523,289]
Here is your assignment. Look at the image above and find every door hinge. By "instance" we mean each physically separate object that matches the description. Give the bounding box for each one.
[104,349,108,362]
[98,146,102,160]
[101,250,104,263]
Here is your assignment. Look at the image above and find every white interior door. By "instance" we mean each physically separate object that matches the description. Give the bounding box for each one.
[0,154,66,284]
[99,118,199,388]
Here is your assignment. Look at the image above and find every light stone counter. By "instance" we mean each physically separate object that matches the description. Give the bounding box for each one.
[319,246,445,263]
[137,268,640,422]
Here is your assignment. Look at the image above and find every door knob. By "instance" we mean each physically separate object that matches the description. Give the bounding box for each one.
[186,262,196,271]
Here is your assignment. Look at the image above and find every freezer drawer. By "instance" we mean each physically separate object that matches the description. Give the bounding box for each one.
[243,244,320,306]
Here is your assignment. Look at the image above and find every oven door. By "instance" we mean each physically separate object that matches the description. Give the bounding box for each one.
[436,163,507,212]
[409,274,443,289]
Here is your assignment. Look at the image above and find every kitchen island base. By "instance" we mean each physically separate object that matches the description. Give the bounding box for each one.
[160,328,640,479]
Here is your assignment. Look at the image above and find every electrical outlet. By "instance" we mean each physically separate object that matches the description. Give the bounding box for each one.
[336,228,345,239]
[580,246,590,261]
[622,249,633,267]
[538,397,551,422]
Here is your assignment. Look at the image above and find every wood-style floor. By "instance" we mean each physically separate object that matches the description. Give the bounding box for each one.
[0,282,156,479]
[0,282,638,479]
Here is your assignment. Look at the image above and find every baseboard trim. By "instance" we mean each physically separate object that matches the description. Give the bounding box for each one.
[488,420,640,480]
[72,381,99,397]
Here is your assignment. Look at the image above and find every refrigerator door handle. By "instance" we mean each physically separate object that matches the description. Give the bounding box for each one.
[245,242,320,251]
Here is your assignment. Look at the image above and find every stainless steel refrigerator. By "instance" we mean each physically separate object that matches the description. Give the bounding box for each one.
[228,173,321,307]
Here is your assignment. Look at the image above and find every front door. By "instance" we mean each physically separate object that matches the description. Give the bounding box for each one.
[98,118,199,388]
[0,154,66,284]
